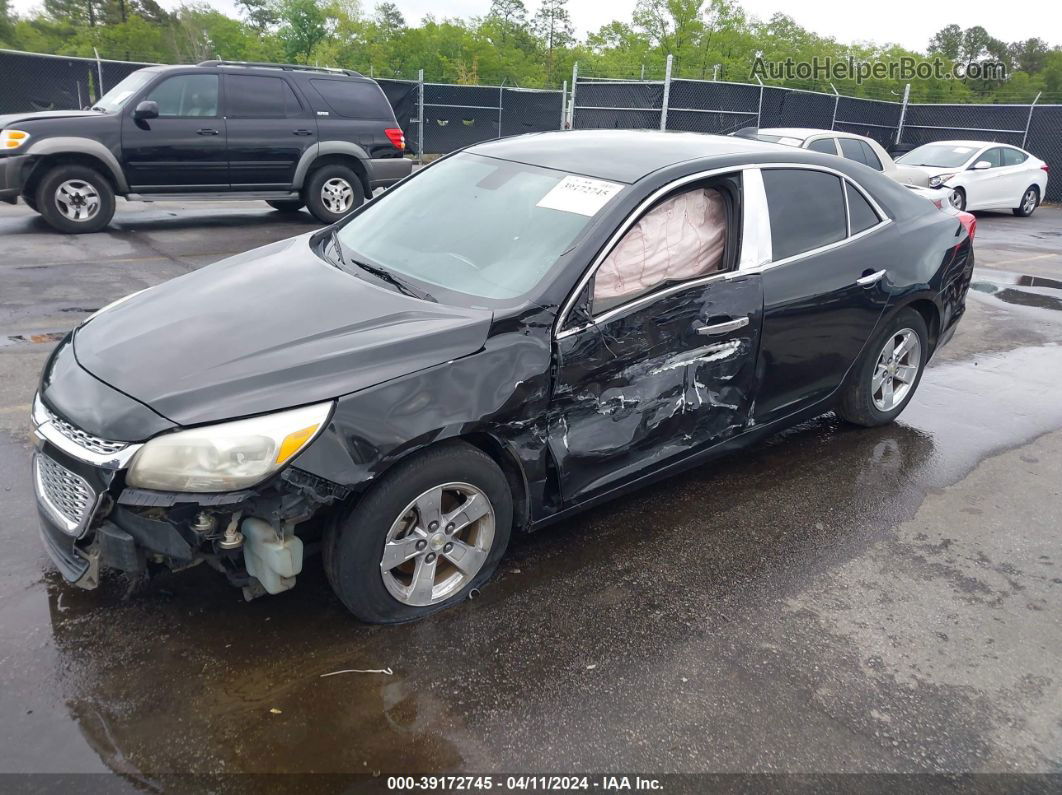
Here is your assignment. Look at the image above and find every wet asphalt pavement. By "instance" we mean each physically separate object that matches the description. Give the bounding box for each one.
[1,199,1061,782]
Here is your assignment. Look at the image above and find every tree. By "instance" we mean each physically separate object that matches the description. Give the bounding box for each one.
[237,0,278,32]
[277,0,329,63]
[928,24,962,60]
[1010,38,1050,74]
[373,2,404,36]
[0,0,14,44]
[488,0,527,28]
[532,0,572,82]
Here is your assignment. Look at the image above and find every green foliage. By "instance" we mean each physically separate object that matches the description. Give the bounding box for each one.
[1,0,1058,103]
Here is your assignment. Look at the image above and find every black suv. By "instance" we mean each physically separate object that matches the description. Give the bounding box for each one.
[0,60,412,232]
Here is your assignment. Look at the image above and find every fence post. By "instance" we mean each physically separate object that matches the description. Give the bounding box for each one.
[755,75,764,129]
[93,47,104,98]
[830,83,839,130]
[498,80,504,139]
[660,53,673,131]
[1022,91,1041,149]
[560,80,567,130]
[569,61,577,127]
[417,68,425,165]
[895,83,910,146]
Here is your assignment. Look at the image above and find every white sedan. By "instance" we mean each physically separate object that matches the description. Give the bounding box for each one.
[895,141,1049,216]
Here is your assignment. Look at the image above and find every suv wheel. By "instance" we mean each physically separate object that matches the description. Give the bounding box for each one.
[303,165,364,224]
[36,165,115,234]
[266,199,305,213]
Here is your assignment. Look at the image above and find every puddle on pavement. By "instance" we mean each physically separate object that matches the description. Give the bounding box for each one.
[6,339,1062,779]
[971,268,1062,311]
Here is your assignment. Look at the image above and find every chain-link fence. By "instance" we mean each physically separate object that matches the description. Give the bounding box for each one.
[0,48,153,113]
[569,56,1060,202]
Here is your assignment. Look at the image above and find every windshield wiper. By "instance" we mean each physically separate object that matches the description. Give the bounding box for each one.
[327,230,435,302]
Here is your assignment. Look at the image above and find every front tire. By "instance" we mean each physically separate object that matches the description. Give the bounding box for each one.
[949,187,966,212]
[836,308,929,427]
[1013,186,1039,217]
[324,442,513,624]
[303,165,364,224]
[35,164,115,234]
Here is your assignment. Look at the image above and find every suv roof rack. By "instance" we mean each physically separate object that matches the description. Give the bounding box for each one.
[196,60,364,78]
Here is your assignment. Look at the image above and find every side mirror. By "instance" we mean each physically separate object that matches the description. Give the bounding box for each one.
[133,100,159,121]
[971,160,992,170]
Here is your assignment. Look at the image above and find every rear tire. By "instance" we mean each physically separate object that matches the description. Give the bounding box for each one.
[266,199,304,213]
[35,164,115,234]
[1012,186,1039,217]
[324,442,512,624]
[836,308,929,427]
[302,165,364,224]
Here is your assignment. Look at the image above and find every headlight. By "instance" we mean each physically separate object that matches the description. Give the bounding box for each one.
[928,173,955,188]
[126,402,333,492]
[1,129,31,149]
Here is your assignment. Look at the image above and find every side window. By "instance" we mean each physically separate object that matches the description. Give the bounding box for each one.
[846,182,880,234]
[593,187,728,313]
[1002,148,1027,166]
[858,140,883,171]
[144,74,218,118]
[226,75,302,118]
[979,148,1003,168]
[309,78,394,119]
[762,169,847,261]
[838,137,868,166]
[808,138,837,154]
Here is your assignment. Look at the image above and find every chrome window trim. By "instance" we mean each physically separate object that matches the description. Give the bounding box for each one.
[32,394,142,470]
[554,161,892,340]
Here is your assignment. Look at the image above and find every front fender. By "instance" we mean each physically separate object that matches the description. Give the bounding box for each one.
[24,137,129,192]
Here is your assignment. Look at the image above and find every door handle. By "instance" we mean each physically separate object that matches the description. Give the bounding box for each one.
[292,129,314,136]
[695,317,749,336]
[196,128,219,136]
[856,269,886,287]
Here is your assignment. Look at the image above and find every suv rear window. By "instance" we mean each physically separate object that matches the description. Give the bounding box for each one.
[226,75,303,118]
[310,79,393,119]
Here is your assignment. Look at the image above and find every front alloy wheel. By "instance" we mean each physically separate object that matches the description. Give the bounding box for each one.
[380,482,494,606]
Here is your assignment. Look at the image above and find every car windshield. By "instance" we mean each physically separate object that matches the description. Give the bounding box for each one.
[335,153,620,304]
[897,144,979,168]
[91,70,155,112]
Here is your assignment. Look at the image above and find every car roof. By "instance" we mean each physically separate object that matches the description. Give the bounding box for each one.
[911,140,1018,150]
[757,127,831,139]
[466,130,794,183]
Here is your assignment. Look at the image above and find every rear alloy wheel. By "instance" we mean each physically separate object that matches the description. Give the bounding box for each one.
[36,165,115,234]
[303,165,364,224]
[266,199,305,213]
[1013,186,1039,217]
[836,308,928,427]
[324,442,512,623]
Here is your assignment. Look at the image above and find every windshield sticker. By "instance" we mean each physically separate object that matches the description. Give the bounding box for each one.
[537,175,624,216]
[953,147,973,153]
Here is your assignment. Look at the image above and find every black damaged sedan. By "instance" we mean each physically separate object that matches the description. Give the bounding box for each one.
[31,130,975,623]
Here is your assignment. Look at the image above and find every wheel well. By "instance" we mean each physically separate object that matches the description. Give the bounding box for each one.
[24,153,119,199]
[459,433,530,533]
[305,154,370,198]
[904,298,940,352]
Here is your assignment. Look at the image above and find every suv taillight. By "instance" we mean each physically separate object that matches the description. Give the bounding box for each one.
[385,128,405,151]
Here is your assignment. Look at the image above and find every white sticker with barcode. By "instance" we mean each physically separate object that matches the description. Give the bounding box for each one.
[537,175,624,216]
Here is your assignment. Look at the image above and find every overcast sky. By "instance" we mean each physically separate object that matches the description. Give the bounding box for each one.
[9,0,1061,53]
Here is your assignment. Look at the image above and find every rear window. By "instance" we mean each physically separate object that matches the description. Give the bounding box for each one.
[846,182,879,234]
[310,78,393,119]
[808,138,837,154]
[1002,148,1027,166]
[859,140,883,170]
[763,168,847,261]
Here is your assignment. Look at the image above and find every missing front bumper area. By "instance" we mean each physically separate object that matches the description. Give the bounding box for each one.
[36,448,350,598]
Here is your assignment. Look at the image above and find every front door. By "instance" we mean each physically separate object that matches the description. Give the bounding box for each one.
[223,73,317,190]
[120,72,227,191]
[548,178,762,504]
[753,167,891,425]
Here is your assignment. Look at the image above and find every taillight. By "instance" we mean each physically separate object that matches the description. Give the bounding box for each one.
[385,128,405,151]
[957,210,976,242]
[1042,164,1050,174]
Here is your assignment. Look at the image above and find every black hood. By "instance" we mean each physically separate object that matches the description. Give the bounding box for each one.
[74,234,493,428]
[0,110,102,127]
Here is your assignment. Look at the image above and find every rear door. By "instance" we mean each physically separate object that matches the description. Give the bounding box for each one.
[752,167,891,425]
[223,73,316,190]
[968,146,1006,207]
[998,147,1031,206]
[120,72,227,191]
